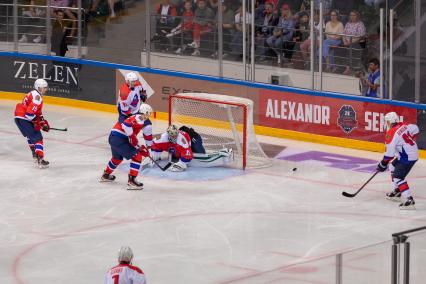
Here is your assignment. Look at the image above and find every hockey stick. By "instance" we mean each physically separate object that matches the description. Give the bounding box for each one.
[148,156,172,171]
[50,127,68,131]
[342,171,380,198]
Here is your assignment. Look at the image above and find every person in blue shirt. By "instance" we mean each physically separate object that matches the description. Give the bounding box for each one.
[362,58,381,98]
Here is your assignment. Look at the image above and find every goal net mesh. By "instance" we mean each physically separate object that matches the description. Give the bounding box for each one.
[169,93,271,169]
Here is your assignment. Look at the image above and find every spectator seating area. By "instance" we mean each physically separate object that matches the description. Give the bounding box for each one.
[0,0,383,77]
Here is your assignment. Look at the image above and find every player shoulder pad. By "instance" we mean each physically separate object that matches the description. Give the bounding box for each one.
[30,90,43,105]
[385,124,400,144]
[119,84,130,100]
[129,265,144,274]
[407,124,419,136]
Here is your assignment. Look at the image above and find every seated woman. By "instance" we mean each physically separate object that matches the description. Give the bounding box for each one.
[342,10,366,75]
[322,9,344,72]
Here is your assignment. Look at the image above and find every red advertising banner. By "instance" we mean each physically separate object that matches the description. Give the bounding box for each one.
[259,89,418,143]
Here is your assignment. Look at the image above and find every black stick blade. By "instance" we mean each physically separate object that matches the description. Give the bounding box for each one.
[342,191,356,198]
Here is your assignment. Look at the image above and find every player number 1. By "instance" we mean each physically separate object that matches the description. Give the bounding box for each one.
[112,275,119,284]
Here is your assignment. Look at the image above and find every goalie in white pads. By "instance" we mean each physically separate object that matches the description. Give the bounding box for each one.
[150,125,233,171]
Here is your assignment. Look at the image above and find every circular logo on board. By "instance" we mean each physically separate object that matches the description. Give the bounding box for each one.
[337,105,358,134]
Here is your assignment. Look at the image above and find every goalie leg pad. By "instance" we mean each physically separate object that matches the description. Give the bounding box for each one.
[169,160,187,172]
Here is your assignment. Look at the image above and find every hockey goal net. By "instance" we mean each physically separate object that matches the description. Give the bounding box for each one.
[169,93,271,169]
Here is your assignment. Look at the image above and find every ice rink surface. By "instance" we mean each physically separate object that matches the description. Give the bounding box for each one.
[1,100,426,284]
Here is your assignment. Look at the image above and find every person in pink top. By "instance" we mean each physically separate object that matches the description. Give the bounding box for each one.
[342,10,366,75]
[104,247,146,284]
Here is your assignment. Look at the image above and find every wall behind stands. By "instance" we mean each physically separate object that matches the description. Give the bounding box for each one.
[1,52,425,153]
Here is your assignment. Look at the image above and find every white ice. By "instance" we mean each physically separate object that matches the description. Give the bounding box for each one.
[1,100,426,284]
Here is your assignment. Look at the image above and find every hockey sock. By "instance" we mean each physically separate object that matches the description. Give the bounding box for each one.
[391,172,398,190]
[27,138,35,151]
[34,140,44,158]
[105,158,122,174]
[396,178,411,199]
[129,153,142,177]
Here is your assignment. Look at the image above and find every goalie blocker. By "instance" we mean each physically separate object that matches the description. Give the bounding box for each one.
[150,125,234,172]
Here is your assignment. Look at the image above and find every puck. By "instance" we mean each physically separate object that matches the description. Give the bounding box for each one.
[292,167,297,171]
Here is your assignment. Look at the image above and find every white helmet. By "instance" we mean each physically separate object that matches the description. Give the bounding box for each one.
[34,79,48,91]
[117,246,134,263]
[167,125,179,143]
[385,112,399,125]
[139,103,153,116]
[125,72,138,82]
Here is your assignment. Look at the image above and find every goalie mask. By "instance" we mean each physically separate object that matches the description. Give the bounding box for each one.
[167,125,179,143]
[118,246,134,263]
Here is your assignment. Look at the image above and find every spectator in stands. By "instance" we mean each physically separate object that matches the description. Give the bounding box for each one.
[89,0,116,19]
[342,10,366,75]
[51,9,70,56]
[167,0,194,54]
[322,9,343,72]
[231,4,252,60]
[255,1,278,60]
[293,11,309,43]
[212,1,235,58]
[188,0,215,56]
[265,4,295,64]
[360,58,381,98]
[18,0,46,43]
[299,0,310,11]
[50,0,77,38]
[153,0,177,50]
[208,0,219,13]
[299,10,322,69]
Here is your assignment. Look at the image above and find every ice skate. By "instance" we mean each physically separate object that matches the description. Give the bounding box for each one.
[127,175,143,190]
[399,196,415,210]
[100,171,116,182]
[36,156,49,169]
[386,189,401,201]
[31,148,38,162]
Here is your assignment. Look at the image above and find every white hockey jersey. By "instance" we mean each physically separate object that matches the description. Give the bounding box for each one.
[104,264,146,284]
[384,122,419,163]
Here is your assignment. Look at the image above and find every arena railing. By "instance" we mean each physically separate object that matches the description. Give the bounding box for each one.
[0,3,85,57]
[250,226,426,283]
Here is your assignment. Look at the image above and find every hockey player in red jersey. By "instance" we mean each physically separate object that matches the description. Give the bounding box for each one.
[14,79,50,168]
[151,125,233,171]
[104,246,146,284]
[100,103,153,189]
[117,72,147,123]
[151,125,193,172]
[376,112,419,209]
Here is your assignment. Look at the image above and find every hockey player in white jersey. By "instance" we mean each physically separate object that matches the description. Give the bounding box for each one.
[104,246,146,284]
[376,112,419,209]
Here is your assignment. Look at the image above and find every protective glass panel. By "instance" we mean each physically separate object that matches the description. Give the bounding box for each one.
[390,0,416,102]
[85,0,144,64]
[405,231,426,283]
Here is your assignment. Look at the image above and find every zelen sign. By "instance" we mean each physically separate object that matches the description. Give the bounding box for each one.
[258,89,417,143]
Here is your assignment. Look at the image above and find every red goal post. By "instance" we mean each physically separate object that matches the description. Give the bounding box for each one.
[168,93,271,169]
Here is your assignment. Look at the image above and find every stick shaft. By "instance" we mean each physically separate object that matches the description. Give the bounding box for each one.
[50,127,67,131]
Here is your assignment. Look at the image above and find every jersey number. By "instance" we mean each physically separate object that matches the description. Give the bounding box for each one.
[112,275,119,284]
[402,133,415,146]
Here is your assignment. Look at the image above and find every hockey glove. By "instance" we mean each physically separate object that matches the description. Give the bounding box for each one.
[33,118,41,131]
[376,160,389,172]
[138,145,149,157]
[39,116,50,132]
[129,134,139,147]
[140,89,147,102]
